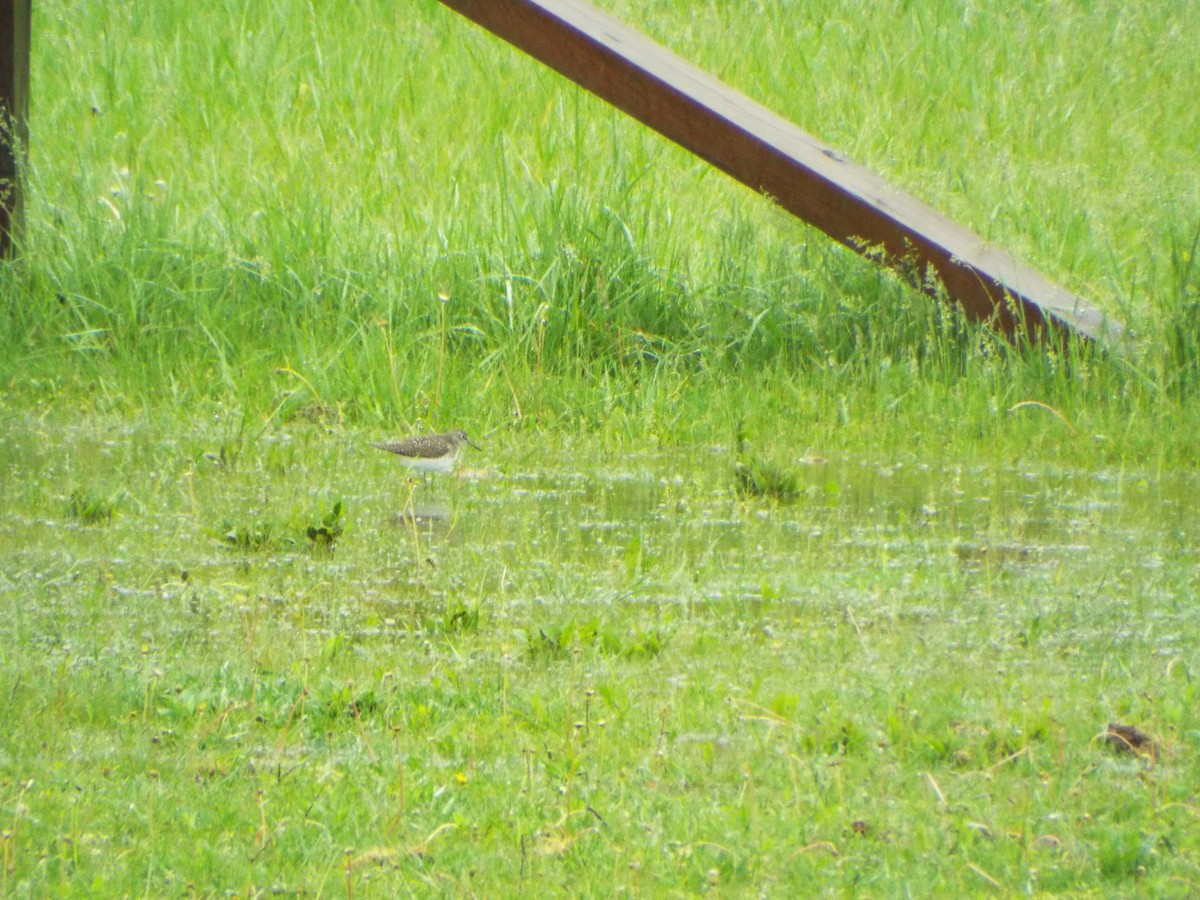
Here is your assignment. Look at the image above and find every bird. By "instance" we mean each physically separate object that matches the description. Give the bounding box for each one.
[370,429,480,475]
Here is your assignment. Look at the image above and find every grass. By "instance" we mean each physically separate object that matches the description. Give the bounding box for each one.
[1,0,1199,895]
[3,423,1198,895]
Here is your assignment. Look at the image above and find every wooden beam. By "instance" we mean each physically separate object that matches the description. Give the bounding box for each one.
[436,0,1122,347]
[1,0,32,258]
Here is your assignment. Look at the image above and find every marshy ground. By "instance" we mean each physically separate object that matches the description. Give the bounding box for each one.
[2,411,1197,894]
[2,0,1198,893]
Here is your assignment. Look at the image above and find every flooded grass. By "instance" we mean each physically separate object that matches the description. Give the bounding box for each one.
[2,414,1197,895]
[2,0,1198,892]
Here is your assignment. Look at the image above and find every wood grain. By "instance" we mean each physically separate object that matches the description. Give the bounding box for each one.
[0,0,32,257]
[437,0,1123,347]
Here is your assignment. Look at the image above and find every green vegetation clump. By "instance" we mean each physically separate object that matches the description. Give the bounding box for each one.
[64,486,124,524]
[0,0,1198,895]
[734,457,801,501]
[304,498,346,552]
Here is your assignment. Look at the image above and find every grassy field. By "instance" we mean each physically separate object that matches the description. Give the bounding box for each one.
[2,0,1199,895]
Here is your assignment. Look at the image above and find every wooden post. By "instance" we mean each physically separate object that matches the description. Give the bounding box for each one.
[1,0,32,258]
[436,0,1123,348]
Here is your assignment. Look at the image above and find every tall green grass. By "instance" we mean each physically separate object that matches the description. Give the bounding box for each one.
[3,0,1197,454]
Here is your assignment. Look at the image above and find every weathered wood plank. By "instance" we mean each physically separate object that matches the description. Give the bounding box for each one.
[436,0,1121,346]
[1,0,32,258]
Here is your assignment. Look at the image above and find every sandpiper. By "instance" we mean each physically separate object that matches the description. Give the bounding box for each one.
[371,429,480,474]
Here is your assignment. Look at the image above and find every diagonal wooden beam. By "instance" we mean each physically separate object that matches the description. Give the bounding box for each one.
[436,0,1123,347]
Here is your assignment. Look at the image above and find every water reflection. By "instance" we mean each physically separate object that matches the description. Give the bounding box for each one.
[388,502,451,525]
[3,423,1196,650]
[456,450,1199,618]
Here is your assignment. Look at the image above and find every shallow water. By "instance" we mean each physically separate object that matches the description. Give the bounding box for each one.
[2,421,1197,656]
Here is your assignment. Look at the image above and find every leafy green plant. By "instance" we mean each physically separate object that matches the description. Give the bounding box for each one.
[526,618,666,660]
[65,487,125,525]
[433,598,481,635]
[526,617,599,661]
[733,457,801,501]
[304,498,345,552]
[216,518,280,552]
[621,625,667,659]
